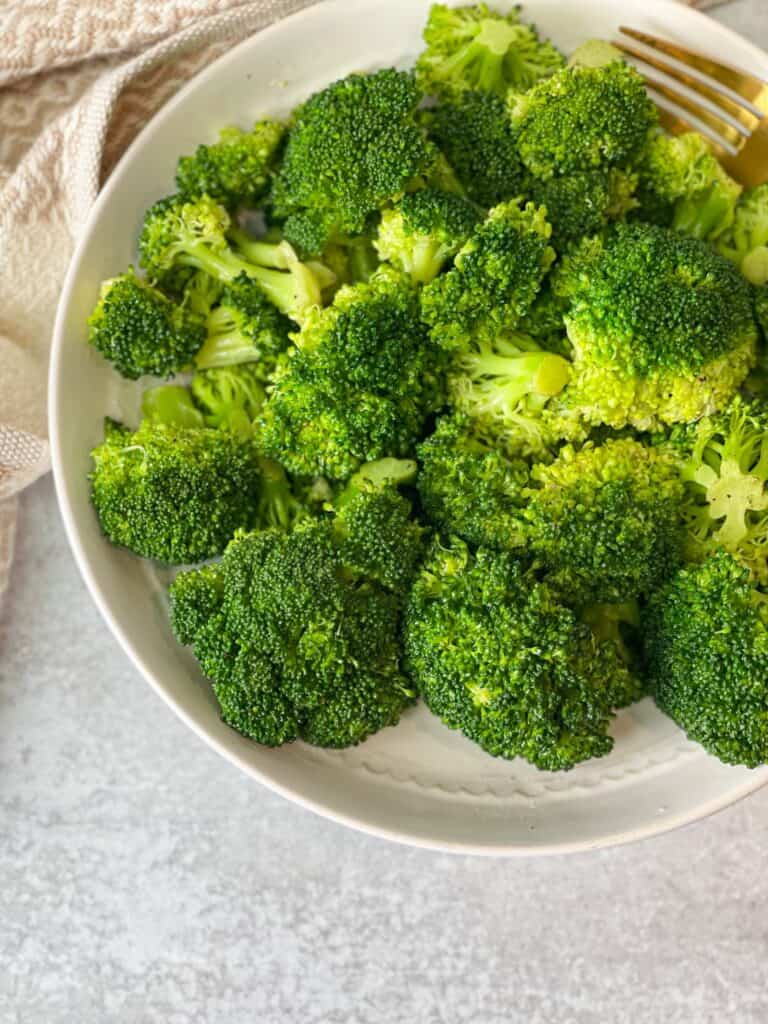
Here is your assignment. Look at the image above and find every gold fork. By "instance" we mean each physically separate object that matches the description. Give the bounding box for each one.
[614,27,768,187]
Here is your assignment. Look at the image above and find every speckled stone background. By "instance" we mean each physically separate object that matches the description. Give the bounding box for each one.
[3,4,768,1021]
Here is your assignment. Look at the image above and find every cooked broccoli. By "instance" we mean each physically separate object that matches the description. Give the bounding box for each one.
[374,188,481,283]
[259,267,446,478]
[87,269,205,379]
[176,119,285,209]
[271,69,437,239]
[643,550,768,768]
[554,222,759,429]
[90,417,261,563]
[191,364,268,434]
[508,58,657,180]
[255,456,314,532]
[516,285,571,357]
[415,2,564,99]
[660,396,768,585]
[528,167,638,249]
[524,438,685,604]
[425,90,526,207]
[138,193,323,321]
[580,600,642,671]
[141,383,204,429]
[169,468,421,747]
[403,537,642,770]
[718,183,768,285]
[638,132,741,243]
[416,414,531,549]
[421,199,556,348]
[282,209,380,283]
[195,272,292,370]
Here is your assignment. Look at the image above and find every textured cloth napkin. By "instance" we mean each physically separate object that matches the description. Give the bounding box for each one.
[0,0,317,605]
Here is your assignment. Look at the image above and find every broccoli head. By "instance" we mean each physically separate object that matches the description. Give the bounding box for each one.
[527,167,638,249]
[259,267,446,478]
[554,222,759,429]
[415,2,564,99]
[718,182,768,285]
[169,480,420,748]
[509,58,657,180]
[90,417,261,563]
[87,269,205,380]
[271,69,437,238]
[421,199,556,349]
[425,90,527,207]
[403,537,642,771]
[176,119,285,209]
[416,414,531,550]
[195,272,292,370]
[661,396,768,585]
[638,131,741,243]
[524,438,685,604]
[375,188,481,284]
[643,550,768,768]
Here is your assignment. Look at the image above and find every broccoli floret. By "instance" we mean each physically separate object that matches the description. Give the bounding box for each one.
[87,269,205,380]
[195,272,292,370]
[138,194,323,322]
[374,188,481,283]
[191,364,268,434]
[661,396,768,585]
[425,90,526,207]
[580,600,642,674]
[271,69,437,238]
[638,132,741,242]
[415,2,564,99]
[516,285,571,357]
[282,210,380,282]
[509,58,657,181]
[421,199,556,348]
[528,167,638,249]
[416,414,532,549]
[176,119,285,209]
[718,183,768,285]
[554,223,759,430]
[643,550,768,768]
[403,538,642,770]
[524,438,685,604]
[259,267,446,478]
[90,417,261,563]
[169,513,417,748]
[182,269,223,318]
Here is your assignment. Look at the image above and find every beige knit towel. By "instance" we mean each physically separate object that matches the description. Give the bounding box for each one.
[0,0,318,607]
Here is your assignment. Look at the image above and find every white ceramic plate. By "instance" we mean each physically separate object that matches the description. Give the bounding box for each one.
[50,0,768,855]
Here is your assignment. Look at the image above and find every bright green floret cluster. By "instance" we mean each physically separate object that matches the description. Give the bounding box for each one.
[403,538,642,771]
[85,2,768,767]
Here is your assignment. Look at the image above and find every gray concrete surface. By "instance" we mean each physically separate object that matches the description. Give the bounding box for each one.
[4,3,768,1020]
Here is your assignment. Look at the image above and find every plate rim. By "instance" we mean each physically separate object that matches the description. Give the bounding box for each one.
[49,0,768,856]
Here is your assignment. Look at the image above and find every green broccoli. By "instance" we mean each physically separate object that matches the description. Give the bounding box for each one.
[415,2,564,99]
[554,222,759,430]
[282,209,380,284]
[425,90,526,207]
[421,199,557,349]
[271,69,438,239]
[580,600,642,671]
[138,193,323,321]
[403,537,642,771]
[374,188,481,283]
[718,183,768,285]
[169,464,423,748]
[254,456,314,532]
[195,272,292,370]
[259,267,446,478]
[638,132,741,243]
[528,167,638,249]
[87,269,205,379]
[524,438,685,604]
[141,383,204,429]
[90,417,261,563]
[191,364,268,434]
[416,414,532,550]
[508,58,657,180]
[643,550,768,768]
[176,119,285,209]
[660,396,768,585]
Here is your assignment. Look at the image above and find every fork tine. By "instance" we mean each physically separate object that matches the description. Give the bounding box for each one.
[655,108,731,161]
[641,75,746,147]
[619,26,768,110]
[614,39,760,133]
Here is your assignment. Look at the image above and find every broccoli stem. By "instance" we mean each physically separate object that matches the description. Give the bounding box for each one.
[195,307,256,369]
[256,457,302,529]
[335,457,417,511]
[462,350,571,405]
[673,187,733,241]
[141,385,204,428]
[438,21,520,95]
[742,246,768,286]
[228,226,298,270]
